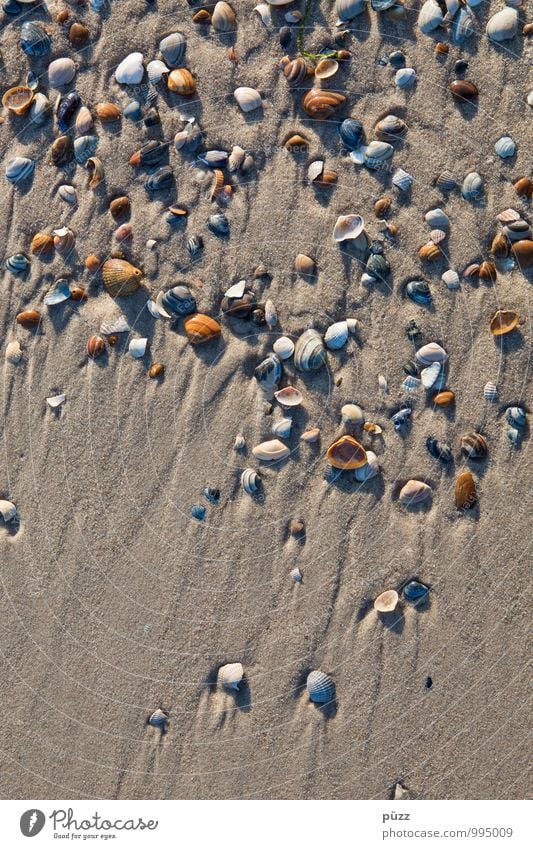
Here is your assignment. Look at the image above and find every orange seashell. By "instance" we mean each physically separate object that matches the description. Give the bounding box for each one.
[102,259,142,298]
[479,260,497,282]
[31,232,54,255]
[336,49,351,61]
[316,169,338,187]
[374,196,392,217]
[326,435,367,469]
[513,177,533,199]
[363,422,382,434]
[68,22,89,48]
[301,427,320,443]
[463,263,480,280]
[211,169,224,200]
[86,156,103,189]
[511,239,533,268]
[281,56,311,87]
[302,88,345,120]
[70,286,87,301]
[434,390,455,406]
[284,133,309,150]
[490,233,510,259]
[227,46,237,62]
[16,309,41,328]
[183,313,221,344]
[149,363,165,379]
[109,195,130,220]
[489,309,519,336]
[115,223,132,242]
[86,335,106,358]
[84,254,102,272]
[418,241,441,261]
[295,254,316,275]
[56,10,70,23]
[455,471,476,510]
[167,68,196,95]
[193,9,211,23]
[2,85,34,115]
[96,102,121,122]
[435,41,449,55]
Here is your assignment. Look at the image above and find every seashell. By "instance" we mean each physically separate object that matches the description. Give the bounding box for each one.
[433,390,454,406]
[435,170,457,191]
[5,157,35,185]
[486,8,518,42]
[400,479,432,506]
[418,0,443,33]
[264,299,277,330]
[507,428,520,448]
[315,59,339,80]
[461,171,483,200]
[233,87,262,113]
[51,135,74,167]
[489,234,509,261]
[374,590,399,613]
[31,232,54,255]
[402,376,421,392]
[48,58,76,88]
[478,261,497,283]
[442,269,460,290]
[102,259,142,298]
[29,92,51,125]
[425,208,449,230]
[108,196,130,221]
[451,7,475,43]
[281,56,311,87]
[44,279,71,305]
[100,314,130,335]
[420,361,441,389]
[68,22,90,48]
[374,114,407,141]
[2,86,33,115]
[306,670,335,704]
[506,406,526,429]
[430,229,446,245]
[302,88,345,120]
[115,52,144,85]
[378,375,388,395]
[463,263,480,282]
[5,341,22,364]
[255,354,282,392]
[494,136,516,159]
[167,68,195,96]
[450,80,478,102]
[395,67,417,89]
[147,60,170,85]
[53,226,74,255]
[460,432,488,459]
[514,177,533,199]
[295,254,316,277]
[290,567,302,583]
[145,166,174,192]
[391,406,412,429]
[392,168,413,192]
[284,134,309,150]
[20,21,52,57]
[426,436,452,463]
[208,213,229,236]
[324,321,349,350]
[364,140,394,169]
[148,709,169,729]
[333,214,364,243]
[294,329,327,372]
[75,106,94,135]
[56,91,81,132]
[511,240,533,268]
[228,145,245,173]
[403,360,418,376]
[234,434,246,451]
[149,363,165,379]
[241,468,261,494]
[254,2,272,26]
[503,221,531,242]
[85,157,103,189]
[6,253,30,274]
[374,196,392,217]
[129,338,148,359]
[416,342,448,365]
[130,140,168,168]
[272,417,292,439]
[339,118,363,150]
[115,223,131,241]
[16,309,41,329]
[183,314,221,344]
[159,32,186,67]
[86,335,106,358]
[187,235,204,258]
[0,499,17,523]
[74,135,98,165]
[159,285,196,318]
[483,381,498,401]
[274,386,303,408]
[418,242,441,261]
[217,662,243,690]
[221,285,255,319]
[273,337,294,360]
[212,2,237,33]
[341,403,364,425]
[403,581,429,603]
[489,309,519,336]
[252,439,290,462]
[301,427,320,443]
[455,471,476,509]
[406,279,431,305]
[327,435,366,469]
[354,449,379,481]
[307,160,324,183]
[96,102,121,123]
[335,0,365,20]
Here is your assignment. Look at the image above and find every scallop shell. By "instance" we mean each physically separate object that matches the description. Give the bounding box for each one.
[6,253,30,274]
[252,439,290,461]
[29,92,51,125]
[435,170,457,190]
[5,157,35,185]
[395,67,417,89]
[354,449,379,481]
[486,8,518,42]
[148,709,169,728]
[327,435,366,469]
[494,136,516,159]
[333,214,364,243]
[274,386,303,407]
[483,381,498,401]
[399,479,432,505]
[234,87,262,112]
[339,118,363,149]
[455,471,477,509]
[460,432,488,459]
[306,670,335,704]
[212,2,237,33]
[0,499,17,523]
[418,0,443,33]
[302,88,345,120]
[335,0,365,21]
[102,259,143,298]
[272,417,292,438]
[442,269,460,289]
[5,341,22,364]
[20,21,52,57]
[183,314,221,344]
[115,52,144,85]
[273,336,294,360]
[294,329,327,372]
[2,86,34,115]
[374,589,399,613]
[489,309,519,336]
[324,321,349,350]
[462,171,483,200]
[159,32,186,67]
[241,468,261,494]
[48,58,76,88]
[217,662,243,690]
[392,168,413,191]
[100,314,130,335]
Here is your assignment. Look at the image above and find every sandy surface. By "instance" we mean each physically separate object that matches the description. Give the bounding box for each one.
[0,0,531,799]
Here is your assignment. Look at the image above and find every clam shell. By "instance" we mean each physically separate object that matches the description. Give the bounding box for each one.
[48,58,76,88]
[212,2,237,33]
[56,91,81,131]
[68,22,90,48]
[315,58,338,80]
[364,140,394,169]
[486,8,518,42]
[301,427,320,443]
[273,336,294,360]
[252,439,290,461]
[274,386,303,407]
[442,269,460,289]
[418,0,443,33]
[167,68,195,95]
[341,403,364,425]
[96,102,121,123]
[115,52,144,85]
[86,335,106,358]
[281,56,310,87]
[425,208,449,230]
[324,321,349,350]
[395,67,417,89]
[306,670,335,704]
[129,338,148,358]
[294,329,326,372]
[494,136,516,159]
[241,468,261,494]
[392,168,413,191]
[295,254,316,275]
[434,390,454,405]
[511,240,533,268]
[0,499,17,523]
[75,106,94,135]
[130,140,169,168]
[86,156,103,189]
[460,432,488,459]
[374,589,399,613]
[6,253,30,274]
[31,232,54,255]
[51,135,74,166]
[307,159,324,183]
[148,709,169,728]
[335,0,365,21]
[183,313,221,344]
[327,435,366,469]
[44,279,71,305]
[302,88,345,120]
[506,406,526,429]
[406,279,431,304]
[159,285,196,318]
[146,166,174,191]
[5,341,22,364]
[29,92,51,125]
[426,436,452,463]
[159,32,186,67]
[483,381,498,401]
[403,581,429,603]
[272,417,292,438]
[254,3,272,26]
[455,471,476,509]
[354,449,379,481]
[374,114,407,141]
[217,662,243,690]
[228,145,245,172]
[46,393,66,409]
[489,309,519,336]
[2,86,33,115]
[208,213,229,236]
[365,251,390,281]
[400,479,432,505]
[416,342,448,365]
[16,309,41,328]
[74,135,98,165]
[265,299,277,329]
[339,117,363,149]
[20,21,52,57]
[5,157,35,185]
[234,87,262,112]
[421,361,441,388]
[102,259,143,298]
[333,214,364,242]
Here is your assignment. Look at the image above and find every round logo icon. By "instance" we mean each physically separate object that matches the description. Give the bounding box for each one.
[20,810,46,837]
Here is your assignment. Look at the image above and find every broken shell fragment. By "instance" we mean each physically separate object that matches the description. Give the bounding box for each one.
[489,309,519,336]
[0,499,17,523]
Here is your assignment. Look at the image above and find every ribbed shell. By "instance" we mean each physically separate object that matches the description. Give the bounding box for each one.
[462,171,483,200]
[392,168,413,191]
[460,432,488,459]
[452,7,475,44]
[335,0,365,21]
[183,314,221,344]
[494,136,516,159]
[418,0,443,33]
[306,670,335,703]
[149,709,169,728]
[5,157,35,184]
[302,88,345,120]
[324,321,349,350]
[20,21,52,56]
[6,253,30,274]
[102,259,143,298]
[294,329,327,371]
[217,662,243,690]
[483,381,498,401]
[241,469,260,494]
[435,170,457,190]
[159,32,186,67]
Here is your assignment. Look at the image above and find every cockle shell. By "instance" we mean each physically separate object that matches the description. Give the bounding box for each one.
[129,338,148,358]
[273,337,294,360]
[102,259,142,298]
[294,329,327,372]
[48,58,76,87]
[234,87,262,112]
[402,376,421,392]
[324,321,350,350]
[494,136,516,159]
[374,589,399,613]
[455,471,476,509]
[416,342,448,365]
[306,670,335,704]
[327,435,366,469]
[392,168,413,191]
[333,214,364,243]
[483,381,498,401]
[354,450,379,481]
[400,480,432,506]
[159,32,186,67]
[183,314,221,344]
[418,0,443,33]
[115,52,144,85]
[274,386,303,407]
[212,2,237,33]
[461,432,488,459]
[302,88,345,120]
[6,253,30,274]
[252,439,290,461]
[0,500,17,523]
[486,8,518,42]
[218,662,243,690]
[148,709,169,729]
[100,314,130,335]
[5,341,22,364]
[489,309,519,336]
[442,269,460,289]
[5,157,35,185]
[241,468,261,494]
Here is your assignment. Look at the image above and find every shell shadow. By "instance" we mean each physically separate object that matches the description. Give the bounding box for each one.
[378,607,404,634]
[492,330,524,354]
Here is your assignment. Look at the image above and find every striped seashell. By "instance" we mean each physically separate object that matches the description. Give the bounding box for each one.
[306,670,335,704]
[115,52,144,85]
[494,136,516,159]
[419,241,441,261]
[421,361,441,389]
[324,320,349,350]
[483,382,498,401]
[400,479,432,506]
[341,403,364,425]
[327,435,366,469]
[149,709,169,729]
[5,341,22,364]
[435,170,457,190]
[44,279,71,305]
[53,227,75,255]
[86,335,106,358]
[462,171,483,200]
[374,114,407,141]
[6,253,30,274]
[455,471,476,509]
[102,259,142,298]
[416,342,448,365]
[442,269,460,289]
[273,337,294,360]
[241,468,261,494]
[272,417,292,438]
[186,235,204,257]
[5,157,35,184]
[167,68,195,95]
[489,309,519,336]
[354,449,379,481]
[234,87,262,112]
[426,437,452,463]
[252,439,290,461]
[402,375,421,392]
[451,7,475,43]
[58,184,77,204]
[294,329,327,372]
[418,0,443,33]
[395,67,417,89]
[406,279,431,304]
[302,88,346,120]
[30,92,51,125]
[392,168,413,192]
[460,432,488,459]
[183,313,221,344]
[281,56,310,87]
[0,499,17,523]
[364,140,394,169]
[74,135,98,165]
[486,7,518,42]
[506,406,526,429]
[56,91,81,132]
[48,57,76,88]
[374,590,399,613]
[159,32,186,67]
[212,2,237,33]
[20,21,52,57]
[274,386,303,407]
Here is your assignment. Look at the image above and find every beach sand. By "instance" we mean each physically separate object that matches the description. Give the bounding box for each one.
[0,1,531,799]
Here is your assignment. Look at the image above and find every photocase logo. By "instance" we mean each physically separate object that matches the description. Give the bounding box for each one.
[20,809,46,837]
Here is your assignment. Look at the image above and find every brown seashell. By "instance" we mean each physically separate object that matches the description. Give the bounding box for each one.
[435,41,449,55]
[478,260,497,282]
[280,56,311,87]
[315,58,339,80]
[70,286,87,301]
[102,258,142,298]
[316,169,338,187]
[192,9,211,23]
[107,335,119,346]
[374,196,392,217]
[336,49,351,61]
[523,23,533,36]
[53,226,75,254]
[51,134,74,166]
[109,195,130,220]
[115,223,132,242]
[86,156,103,189]
[96,102,121,122]
[211,168,224,200]
[511,239,533,268]
[75,106,93,135]
[434,390,455,406]
[227,46,237,62]
[284,134,309,150]
[302,88,345,120]
[513,177,533,199]
[183,313,222,345]
[68,22,89,48]
[295,254,316,275]
[418,242,441,261]
[84,254,101,272]
[374,589,399,613]
[56,10,70,23]
[455,471,476,510]
[301,427,320,443]
[460,432,488,460]
[463,263,480,281]
[489,309,519,336]
[149,363,165,378]
[16,309,41,328]
[31,232,54,256]
[449,80,478,101]
[399,479,432,506]
[2,85,34,115]
[326,435,367,470]
[167,68,196,95]
[490,233,510,259]
[86,335,106,358]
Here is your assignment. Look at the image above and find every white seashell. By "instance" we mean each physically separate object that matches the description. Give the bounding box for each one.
[374,589,399,613]
[46,393,66,409]
[443,0,459,22]
[100,314,130,335]
[341,403,364,425]
[364,140,393,169]
[290,567,302,583]
[483,381,498,401]
[307,160,324,183]
[147,240,157,250]
[253,3,272,26]
[429,229,446,244]
[0,499,17,523]
[234,434,246,450]
[528,90,533,108]
[264,299,277,329]
[241,468,260,494]
[400,479,432,506]
[272,417,292,438]
[115,52,144,85]
[129,338,148,358]
[273,336,294,360]
[147,60,169,85]
[378,375,388,394]
[5,157,35,184]
[416,342,448,365]
[146,300,160,319]
[75,106,93,135]
[496,208,521,223]
[333,214,364,242]
[294,329,326,372]
[228,145,245,172]
[5,341,22,364]
[48,57,76,87]
[234,87,262,113]
[452,7,474,43]
[462,171,483,201]
[418,0,444,34]
[217,662,243,690]
[29,92,50,125]
[486,8,518,43]
[421,361,441,389]
[402,375,421,391]
[349,146,367,165]
[395,67,417,89]
[394,783,411,800]
[392,168,413,191]
[306,670,335,703]
[442,269,460,289]
[346,318,359,334]
[212,2,237,33]
[274,386,303,407]
[335,0,365,22]
[324,320,349,350]
[425,208,449,230]
[224,280,246,299]
[252,439,290,461]
[354,449,379,481]
[58,184,77,204]
[494,136,516,159]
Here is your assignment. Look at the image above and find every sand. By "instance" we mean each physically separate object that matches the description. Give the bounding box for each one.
[0,0,531,800]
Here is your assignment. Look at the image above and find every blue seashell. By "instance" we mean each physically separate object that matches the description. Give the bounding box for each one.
[145,166,174,191]
[5,156,34,184]
[426,436,452,463]
[406,279,432,305]
[395,67,417,89]
[203,487,220,504]
[306,670,335,704]
[208,213,229,236]
[43,279,71,306]
[191,504,206,521]
[391,406,412,430]
[160,285,196,317]
[507,428,520,448]
[462,171,483,201]
[4,0,22,15]
[20,21,52,56]
[388,50,406,69]
[148,708,168,728]
[494,136,516,159]
[74,135,98,165]
[403,580,429,603]
[5,253,30,274]
[339,117,363,150]
[57,91,81,132]
[506,406,526,429]
[124,100,142,120]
